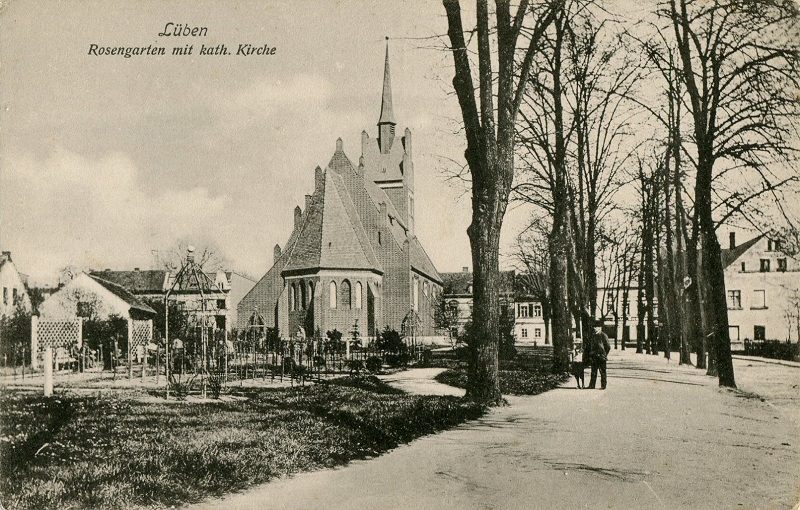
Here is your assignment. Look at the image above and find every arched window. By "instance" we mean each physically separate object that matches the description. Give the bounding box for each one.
[329,281,337,309]
[308,282,314,308]
[354,281,363,309]
[289,283,295,311]
[293,282,300,311]
[413,278,419,311]
[300,281,306,310]
[341,280,352,309]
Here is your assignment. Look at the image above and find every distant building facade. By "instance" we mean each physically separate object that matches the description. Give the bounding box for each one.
[0,251,31,318]
[238,44,442,342]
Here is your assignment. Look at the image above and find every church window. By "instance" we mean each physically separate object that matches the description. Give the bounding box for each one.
[355,282,363,309]
[289,284,295,311]
[378,231,382,245]
[413,278,419,312]
[329,281,337,309]
[308,282,314,307]
[341,280,352,309]
[300,281,306,310]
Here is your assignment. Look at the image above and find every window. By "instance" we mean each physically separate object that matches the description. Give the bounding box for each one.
[289,284,295,311]
[729,325,740,341]
[623,299,630,316]
[741,262,746,272]
[12,288,17,304]
[355,282,363,309]
[767,239,773,251]
[341,280,352,309]
[751,289,766,309]
[76,301,92,318]
[217,299,226,310]
[448,300,459,315]
[727,290,741,309]
[300,281,306,310]
[533,304,542,317]
[519,304,529,318]
[378,231,382,245]
[754,325,766,341]
[2,287,6,305]
[413,278,419,312]
[329,281,337,309]
[777,258,787,272]
[606,296,615,313]
[652,301,659,318]
[308,282,314,307]
[534,328,542,338]
[521,328,528,338]
[775,240,782,251]
[760,259,770,272]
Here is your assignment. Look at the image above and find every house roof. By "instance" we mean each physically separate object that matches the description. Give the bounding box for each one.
[88,275,157,315]
[90,270,167,293]
[441,270,518,297]
[409,237,441,284]
[721,234,765,269]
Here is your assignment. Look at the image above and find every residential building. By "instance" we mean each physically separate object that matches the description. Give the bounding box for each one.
[0,251,31,318]
[722,231,800,344]
[39,273,156,321]
[237,43,442,342]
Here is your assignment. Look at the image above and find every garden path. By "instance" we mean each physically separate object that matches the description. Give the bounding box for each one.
[185,350,800,510]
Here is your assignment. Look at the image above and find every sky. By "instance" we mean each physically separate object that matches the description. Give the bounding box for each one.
[1,0,522,285]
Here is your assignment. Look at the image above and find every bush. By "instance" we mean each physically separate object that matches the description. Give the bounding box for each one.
[207,373,223,399]
[743,339,800,361]
[384,353,410,368]
[365,356,382,373]
[168,373,196,400]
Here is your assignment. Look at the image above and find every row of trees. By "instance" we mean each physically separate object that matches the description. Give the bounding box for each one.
[442,0,799,403]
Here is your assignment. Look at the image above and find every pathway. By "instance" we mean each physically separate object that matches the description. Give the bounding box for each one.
[185,350,800,510]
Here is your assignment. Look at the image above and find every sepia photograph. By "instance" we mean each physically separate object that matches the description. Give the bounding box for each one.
[1,1,798,509]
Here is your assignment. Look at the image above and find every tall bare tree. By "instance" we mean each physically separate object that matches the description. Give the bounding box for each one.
[443,0,557,403]
[664,0,800,387]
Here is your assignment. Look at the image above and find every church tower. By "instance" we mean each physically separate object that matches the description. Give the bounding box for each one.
[378,37,396,154]
[362,38,415,235]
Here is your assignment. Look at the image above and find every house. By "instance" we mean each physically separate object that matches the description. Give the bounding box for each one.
[722,231,800,344]
[38,273,156,321]
[0,251,32,318]
[91,265,254,332]
[440,268,548,345]
[238,43,442,342]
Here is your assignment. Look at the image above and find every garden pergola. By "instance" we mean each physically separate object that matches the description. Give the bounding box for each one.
[164,246,226,398]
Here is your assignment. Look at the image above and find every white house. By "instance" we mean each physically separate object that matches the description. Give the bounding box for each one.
[722,232,800,343]
[0,251,31,318]
[39,273,156,321]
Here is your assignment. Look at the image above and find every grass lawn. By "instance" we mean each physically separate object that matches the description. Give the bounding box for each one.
[434,351,570,395]
[0,376,485,510]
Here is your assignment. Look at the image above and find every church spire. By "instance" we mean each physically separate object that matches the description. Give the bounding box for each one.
[378,37,396,153]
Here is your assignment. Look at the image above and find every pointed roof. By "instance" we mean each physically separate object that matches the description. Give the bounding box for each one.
[378,38,396,125]
[721,233,765,269]
[88,275,157,315]
[282,148,382,274]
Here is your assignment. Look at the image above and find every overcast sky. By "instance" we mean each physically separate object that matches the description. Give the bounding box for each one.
[1,0,525,284]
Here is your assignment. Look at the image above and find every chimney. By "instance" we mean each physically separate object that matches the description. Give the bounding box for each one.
[294,206,302,229]
[729,232,736,250]
[335,138,343,152]
[186,245,196,263]
[462,267,469,273]
[1,251,10,262]
[134,267,140,271]
[274,244,282,262]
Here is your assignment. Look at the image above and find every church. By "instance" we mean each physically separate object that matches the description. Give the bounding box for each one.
[237,44,442,343]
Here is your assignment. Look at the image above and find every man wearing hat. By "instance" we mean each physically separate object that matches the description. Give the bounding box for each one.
[587,319,611,389]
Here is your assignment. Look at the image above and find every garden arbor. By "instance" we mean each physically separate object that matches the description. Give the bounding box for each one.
[164,246,227,398]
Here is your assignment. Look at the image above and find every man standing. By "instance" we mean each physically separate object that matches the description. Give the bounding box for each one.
[588,321,611,389]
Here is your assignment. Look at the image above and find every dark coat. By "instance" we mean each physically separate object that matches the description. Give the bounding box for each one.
[589,330,611,363]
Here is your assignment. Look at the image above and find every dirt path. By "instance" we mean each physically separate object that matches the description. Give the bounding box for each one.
[185,350,800,510]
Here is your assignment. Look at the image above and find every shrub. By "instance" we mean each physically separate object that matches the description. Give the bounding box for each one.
[168,373,196,400]
[207,372,223,399]
[384,353,410,368]
[743,339,800,361]
[365,356,383,373]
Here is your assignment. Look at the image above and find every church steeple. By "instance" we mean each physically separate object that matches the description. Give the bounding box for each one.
[378,37,396,154]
